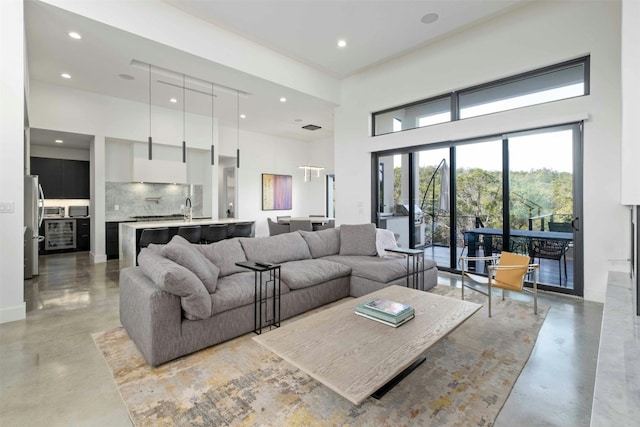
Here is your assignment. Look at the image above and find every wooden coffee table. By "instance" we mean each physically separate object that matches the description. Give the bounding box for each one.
[253,285,481,405]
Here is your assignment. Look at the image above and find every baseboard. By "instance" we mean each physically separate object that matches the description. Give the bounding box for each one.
[0,303,26,324]
[91,252,107,264]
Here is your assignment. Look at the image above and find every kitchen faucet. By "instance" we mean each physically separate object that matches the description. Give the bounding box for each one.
[184,197,192,221]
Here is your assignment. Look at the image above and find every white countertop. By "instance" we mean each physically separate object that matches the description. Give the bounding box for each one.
[119,218,253,230]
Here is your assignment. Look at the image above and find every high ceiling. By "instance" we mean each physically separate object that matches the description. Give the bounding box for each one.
[25,0,528,148]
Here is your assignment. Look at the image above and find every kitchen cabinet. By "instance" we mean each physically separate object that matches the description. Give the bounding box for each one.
[31,157,90,199]
[76,217,91,251]
[106,222,120,260]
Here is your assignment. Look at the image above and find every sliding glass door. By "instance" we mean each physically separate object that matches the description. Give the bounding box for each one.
[374,123,583,296]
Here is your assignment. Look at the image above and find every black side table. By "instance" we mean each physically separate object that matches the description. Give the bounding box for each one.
[236,261,281,334]
[385,248,424,291]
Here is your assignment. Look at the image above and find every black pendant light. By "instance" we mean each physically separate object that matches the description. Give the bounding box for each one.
[236,89,240,168]
[211,82,215,166]
[182,74,186,163]
[148,64,153,160]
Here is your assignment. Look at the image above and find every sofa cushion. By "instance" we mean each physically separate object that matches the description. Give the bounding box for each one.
[299,228,340,258]
[323,255,407,283]
[240,232,312,264]
[339,223,377,256]
[196,238,247,277]
[162,235,220,293]
[137,248,212,320]
[211,272,291,316]
[280,259,351,290]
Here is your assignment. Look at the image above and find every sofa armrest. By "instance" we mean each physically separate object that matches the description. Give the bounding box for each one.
[119,267,182,366]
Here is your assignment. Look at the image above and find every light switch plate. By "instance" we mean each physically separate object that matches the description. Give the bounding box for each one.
[0,202,15,213]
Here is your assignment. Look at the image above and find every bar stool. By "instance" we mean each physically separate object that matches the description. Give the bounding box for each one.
[230,222,253,237]
[203,224,228,243]
[177,225,202,244]
[138,228,170,248]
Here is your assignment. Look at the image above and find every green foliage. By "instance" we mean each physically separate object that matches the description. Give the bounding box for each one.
[392,165,573,246]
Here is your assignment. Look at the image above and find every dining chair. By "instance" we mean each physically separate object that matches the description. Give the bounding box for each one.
[459,251,539,317]
[267,218,290,236]
[314,219,335,231]
[289,219,312,232]
[276,216,291,224]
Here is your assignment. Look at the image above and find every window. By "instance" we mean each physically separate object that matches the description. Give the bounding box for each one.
[372,57,589,137]
[459,62,587,119]
[373,96,451,136]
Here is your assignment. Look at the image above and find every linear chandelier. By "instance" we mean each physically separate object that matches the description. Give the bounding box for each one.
[298,165,325,182]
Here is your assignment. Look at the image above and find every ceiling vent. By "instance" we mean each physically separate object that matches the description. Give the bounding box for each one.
[302,124,321,131]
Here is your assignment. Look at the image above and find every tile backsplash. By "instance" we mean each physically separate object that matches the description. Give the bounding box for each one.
[105,182,203,221]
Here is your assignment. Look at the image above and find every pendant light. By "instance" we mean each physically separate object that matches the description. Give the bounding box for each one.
[211,82,215,165]
[182,74,186,163]
[236,89,240,168]
[148,64,153,160]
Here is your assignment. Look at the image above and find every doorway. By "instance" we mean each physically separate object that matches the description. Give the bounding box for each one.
[374,123,583,296]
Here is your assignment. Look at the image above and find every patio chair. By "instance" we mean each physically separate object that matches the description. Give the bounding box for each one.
[267,218,290,236]
[459,251,539,317]
[529,238,569,286]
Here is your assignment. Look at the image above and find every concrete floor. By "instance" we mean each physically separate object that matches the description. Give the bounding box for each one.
[0,252,603,426]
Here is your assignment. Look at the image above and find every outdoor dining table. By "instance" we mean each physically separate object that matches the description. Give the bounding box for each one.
[464,227,573,268]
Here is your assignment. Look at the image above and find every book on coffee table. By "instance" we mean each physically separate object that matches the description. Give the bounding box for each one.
[355,299,414,324]
[354,310,415,327]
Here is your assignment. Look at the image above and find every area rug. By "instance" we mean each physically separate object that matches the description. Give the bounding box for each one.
[93,285,548,426]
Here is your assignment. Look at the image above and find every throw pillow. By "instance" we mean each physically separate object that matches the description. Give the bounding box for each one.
[162,235,220,293]
[196,237,248,277]
[375,228,404,258]
[240,232,312,264]
[339,223,378,256]
[299,228,341,258]
[137,248,212,320]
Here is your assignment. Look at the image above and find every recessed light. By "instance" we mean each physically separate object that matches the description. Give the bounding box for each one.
[55,139,63,144]
[280,97,287,103]
[240,114,246,119]
[337,39,347,48]
[118,73,134,80]
[61,73,71,79]
[170,98,177,103]
[68,31,82,40]
[421,13,439,24]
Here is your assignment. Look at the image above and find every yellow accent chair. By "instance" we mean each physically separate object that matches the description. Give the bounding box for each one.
[459,251,539,317]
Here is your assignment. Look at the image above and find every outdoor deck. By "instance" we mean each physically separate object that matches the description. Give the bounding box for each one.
[422,245,574,290]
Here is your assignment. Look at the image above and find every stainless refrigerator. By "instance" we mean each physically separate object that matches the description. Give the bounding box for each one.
[24,175,45,278]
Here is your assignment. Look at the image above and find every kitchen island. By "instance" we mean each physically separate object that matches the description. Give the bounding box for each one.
[119,218,255,269]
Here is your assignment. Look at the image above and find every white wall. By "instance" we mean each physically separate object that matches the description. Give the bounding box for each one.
[621,0,640,204]
[335,0,623,303]
[0,0,26,322]
[219,125,334,237]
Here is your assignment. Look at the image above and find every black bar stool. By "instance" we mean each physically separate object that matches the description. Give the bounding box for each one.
[203,224,228,243]
[177,225,202,244]
[139,228,170,248]
[230,222,253,237]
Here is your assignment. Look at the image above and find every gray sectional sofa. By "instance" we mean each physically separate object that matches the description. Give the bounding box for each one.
[119,223,438,366]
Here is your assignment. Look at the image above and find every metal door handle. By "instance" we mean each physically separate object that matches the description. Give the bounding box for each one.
[571,217,580,231]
